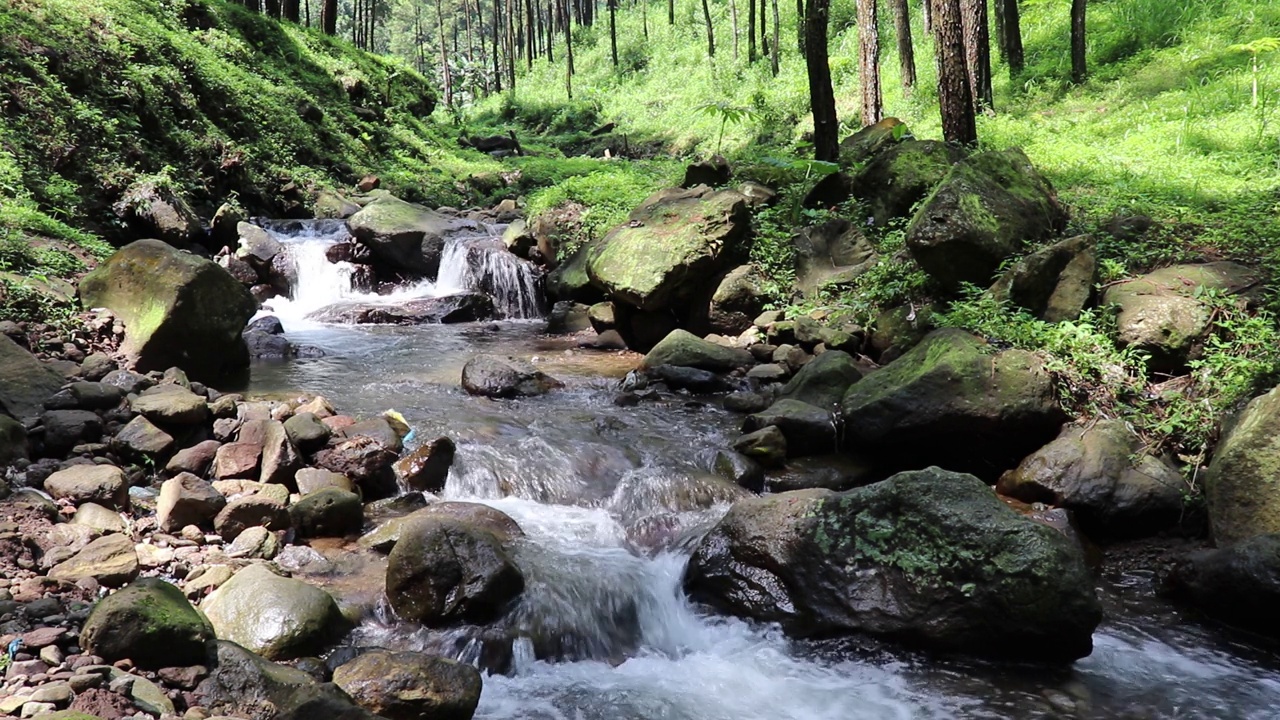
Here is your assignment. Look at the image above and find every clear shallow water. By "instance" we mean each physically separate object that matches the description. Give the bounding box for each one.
[246,224,1280,720]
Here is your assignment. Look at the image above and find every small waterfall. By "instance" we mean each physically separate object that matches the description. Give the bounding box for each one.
[438,234,544,320]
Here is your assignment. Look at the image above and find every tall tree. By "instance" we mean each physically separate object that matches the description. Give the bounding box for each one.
[804,0,838,160]
[702,0,716,57]
[563,0,575,95]
[890,0,914,90]
[437,0,454,108]
[960,0,993,110]
[669,0,675,25]
[1070,0,1086,83]
[282,0,300,22]
[931,0,976,144]
[322,0,338,34]
[857,0,882,125]
[609,0,619,66]
[769,0,779,75]
[730,0,739,60]
[748,0,757,61]
[1000,0,1022,76]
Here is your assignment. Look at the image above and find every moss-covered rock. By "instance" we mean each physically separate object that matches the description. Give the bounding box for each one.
[838,117,909,167]
[641,329,753,371]
[80,578,215,669]
[841,328,1064,478]
[195,640,373,720]
[332,650,482,720]
[586,186,750,312]
[79,240,256,382]
[683,468,1100,661]
[704,264,769,336]
[778,349,863,409]
[743,399,838,458]
[906,148,1067,291]
[1205,384,1280,545]
[850,140,966,227]
[546,242,603,304]
[347,196,456,277]
[201,564,349,661]
[988,235,1096,322]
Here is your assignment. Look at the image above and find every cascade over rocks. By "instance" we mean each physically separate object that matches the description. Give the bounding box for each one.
[683,468,1101,661]
[347,195,456,277]
[906,149,1067,291]
[1204,383,1280,545]
[79,239,257,382]
[840,328,1064,478]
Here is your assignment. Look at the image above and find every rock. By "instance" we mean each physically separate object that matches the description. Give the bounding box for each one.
[122,672,175,715]
[869,304,935,361]
[766,453,876,493]
[545,300,592,334]
[166,439,222,476]
[226,524,280,559]
[386,516,524,626]
[157,473,227,532]
[297,395,337,418]
[80,577,214,669]
[359,501,521,554]
[244,329,295,359]
[732,425,787,468]
[744,399,838,457]
[0,414,27,465]
[71,502,126,534]
[79,240,257,382]
[48,533,139,587]
[290,487,363,538]
[682,156,731,188]
[315,191,363,219]
[332,650,482,720]
[841,329,1064,478]
[712,448,766,492]
[587,301,617,333]
[112,415,175,458]
[113,180,204,247]
[648,364,729,394]
[236,222,284,265]
[997,420,1185,538]
[314,436,399,498]
[213,495,289,541]
[685,468,1100,661]
[586,186,751,312]
[1205,384,1280,545]
[309,293,496,325]
[1103,262,1261,371]
[838,117,909,166]
[295,468,354,496]
[1169,534,1280,639]
[196,640,369,719]
[260,420,301,486]
[850,139,966,227]
[213,442,263,480]
[221,253,260,284]
[989,235,1097,322]
[778,349,862,409]
[132,385,210,426]
[615,306,678,351]
[641,329,753,372]
[40,409,103,454]
[793,219,877,297]
[201,564,348,660]
[343,416,406,453]
[546,241,603,304]
[211,202,246,250]
[705,265,768,336]
[906,148,1068,291]
[502,219,537,259]
[80,353,117,381]
[347,196,456,276]
[393,437,456,493]
[44,464,128,509]
[101,368,153,395]
[283,413,330,453]
[43,381,125,410]
[591,329,628,350]
[737,181,778,208]
[461,355,564,398]
[0,334,63,422]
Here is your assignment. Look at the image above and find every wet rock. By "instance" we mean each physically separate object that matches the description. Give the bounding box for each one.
[393,437,456,493]
[841,329,1064,479]
[777,350,862,409]
[290,487,363,538]
[79,240,257,382]
[713,448,766,492]
[80,578,214,669]
[284,412,330,453]
[44,464,128,509]
[310,293,496,325]
[723,390,773,414]
[989,235,1097,323]
[213,494,289,541]
[684,468,1101,662]
[157,473,227,532]
[744,399,838,457]
[111,415,174,458]
[546,240,603,304]
[732,425,787,468]
[362,502,523,554]
[1169,534,1280,639]
[347,196,456,277]
[196,639,369,720]
[386,516,524,626]
[332,649,482,720]
[793,219,877,298]
[165,439,222,476]
[765,453,877,493]
[48,533,139,587]
[461,355,564,399]
[997,420,1185,539]
[1205,384,1280,545]
[295,468,354,496]
[236,222,284,265]
[648,364,729,394]
[906,148,1067,291]
[314,436,399,499]
[201,564,349,661]
[641,329,753,372]
[40,409,103,455]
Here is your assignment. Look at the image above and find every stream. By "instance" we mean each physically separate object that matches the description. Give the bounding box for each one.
[246,220,1280,719]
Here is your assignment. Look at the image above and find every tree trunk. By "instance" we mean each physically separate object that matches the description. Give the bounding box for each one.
[857,0,882,125]
[804,0,838,160]
[960,0,993,111]
[890,0,914,89]
[922,0,931,33]
[282,0,300,21]
[564,0,575,96]
[770,0,779,75]
[669,0,674,25]
[931,0,976,144]
[1002,0,1023,75]
[993,0,1006,60]
[1070,0,1086,83]
[609,0,619,65]
[526,0,536,67]
[492,0,503,90]
[730,0,739,61]
[437,0,454,108]
[265,0,280,17]
[760,0,769,57]
[702,0,715,57]
[321,0,337,34]
[643,0,648,39]
[796,0,804,54]
[747,0,757,62]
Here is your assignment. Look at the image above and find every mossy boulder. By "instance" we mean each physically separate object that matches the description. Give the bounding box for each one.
[704,264,769,336]
[683,468,1101,661]
[838,117,908,167]
[80,578,215,669]
[347,196,456,277]
[641,329,753,372]
[792,219,877,298]
[195,640,372,720]
[1102,262,1261,372]
[113,180,205,249]
[586,186,750,312]
[79,240,257,382]
[778,349,863,409]
[201,564,350,660]
[850,140,966,227]
[743,399,838,458]
[1204,384,1280,545]
[841,328,1064,478]
[546,243,602,304]
[989,235,1097,322]
[906,149,1067,291]
[332,650,482,720]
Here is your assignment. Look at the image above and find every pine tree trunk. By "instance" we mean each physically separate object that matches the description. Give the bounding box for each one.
[265,0,280,17]
[890,0,914,89]
[796,0,804,54]
[922,0,931,33]
[857,0,882,125]
[564,0,575,96]
[282,0,300,22]
[643,0,648,38]
[322,0,337,34]
[1002,0,1023,75]
[993,0,1006,60]
[669,0,674,25]
[1070,0,1086,83]
[492,0,503,91]
[960,0,993,110]
[747,0,757,62]
[702,0,715,57]
[804,0,838,160]
[526,0,536,67]
[770,0,780,75]
[610,0,619,65]
[931,0,976,144]
[437,0,454,108]
[730,0,739,61]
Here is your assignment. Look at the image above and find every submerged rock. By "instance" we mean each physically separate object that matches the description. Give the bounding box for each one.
[684,468,1100,661]
[309,293,496,325]
[461,355,564,399]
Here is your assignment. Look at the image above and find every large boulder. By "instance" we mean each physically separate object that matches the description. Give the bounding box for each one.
[841,329,1063,478]
[360,501,524,554]
[79,240,257,382]
[778,349,863,409]
[1204,384,1280,545]
[347,196,455,277]
[989,235,1097,323]
[386,516,524,626]
[201,564,349,660]
[1169,534,1280,639]
[998,420,1185,538]
[684,468,1100,661]
[1102,262,1261,372]
[332,650,482,720]
[80,578,215,669]
[641,329,753,372]
[906,149,1067,291]
[0,414,27,465]
[43,464,128,509]
[793,219,877,298]
[196,640,372,720]
[838,117,909,167]
[850,139,966,227]
[586,186,750,312]
[461,355,564,399]
[0,334,63,422]
[545,242,603,304]
[704,265,769,336]
[113,181,204,248]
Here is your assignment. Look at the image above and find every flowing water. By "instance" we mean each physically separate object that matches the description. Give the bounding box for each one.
[248,221,1280,719]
